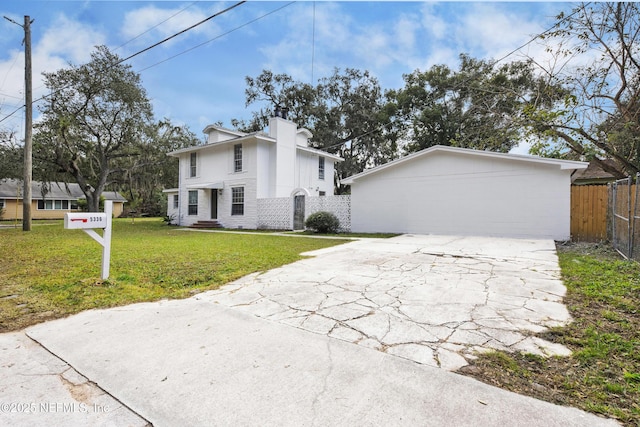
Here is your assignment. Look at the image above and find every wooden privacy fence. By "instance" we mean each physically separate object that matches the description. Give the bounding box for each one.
[571,184,609,242]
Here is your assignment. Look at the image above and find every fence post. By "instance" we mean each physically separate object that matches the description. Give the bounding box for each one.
[631,174,639,260]
[627,176,633,259]
[612,181,617,252]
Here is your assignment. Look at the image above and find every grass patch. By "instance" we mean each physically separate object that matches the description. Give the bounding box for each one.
[459,241,640,426]
[0,218,347,332]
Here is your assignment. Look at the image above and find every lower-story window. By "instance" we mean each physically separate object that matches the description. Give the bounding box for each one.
[188,190,198,215]
[231,187,244,215]
[37,199,70,210]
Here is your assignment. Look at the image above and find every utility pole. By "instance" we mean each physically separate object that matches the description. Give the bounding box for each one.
[4,15,33,231]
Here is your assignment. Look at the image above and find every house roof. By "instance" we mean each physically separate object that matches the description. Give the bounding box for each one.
[0,179,127,202]
[201,125,246,137]
[341,145,588,185]
[101,191,128,202]
[571,159,618,183]
[167,133,274,156]
[168,131,343,161]
[298,145,343,162]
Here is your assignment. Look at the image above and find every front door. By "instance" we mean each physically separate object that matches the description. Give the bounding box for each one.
[211,190,218,219]
[293,195,305,230]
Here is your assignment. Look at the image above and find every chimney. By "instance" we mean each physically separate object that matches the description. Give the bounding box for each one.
[274,105,289,120]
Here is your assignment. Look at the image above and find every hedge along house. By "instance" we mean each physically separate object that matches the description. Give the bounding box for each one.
[341,145,588,240]
[165,112,344,229]
[0,179,127,220]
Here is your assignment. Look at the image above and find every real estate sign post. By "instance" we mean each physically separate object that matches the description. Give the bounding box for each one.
[64,201,113,280]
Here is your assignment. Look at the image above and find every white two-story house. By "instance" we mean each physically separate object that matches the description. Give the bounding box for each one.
[165,114,343,229]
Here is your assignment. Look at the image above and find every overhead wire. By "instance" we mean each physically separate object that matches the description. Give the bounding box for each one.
[24,1,202,99]
[114,0,200,51]
[314,2,590,154]
[119,1,246,64]
[136,2,295,73]
[0,1,249,125]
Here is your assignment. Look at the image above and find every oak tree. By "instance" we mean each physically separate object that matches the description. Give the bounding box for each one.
[34,46,153,212]
[526,2,640,177]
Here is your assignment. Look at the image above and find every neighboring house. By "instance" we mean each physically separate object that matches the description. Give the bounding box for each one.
[165,115,343,229]
[0,179,127,220]
[342,145,588,240]
[571,159,619,185]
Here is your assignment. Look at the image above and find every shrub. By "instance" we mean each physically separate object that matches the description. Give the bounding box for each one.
[305,211,340,234]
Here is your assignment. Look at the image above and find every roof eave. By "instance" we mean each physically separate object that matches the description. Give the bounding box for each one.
[168,134,275,157]
[297,145,344,162]
[341,145,588,184]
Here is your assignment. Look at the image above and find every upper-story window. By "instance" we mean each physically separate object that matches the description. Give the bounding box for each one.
[190,152,197,177]
[234,144,243,172]
[318,156,325,180]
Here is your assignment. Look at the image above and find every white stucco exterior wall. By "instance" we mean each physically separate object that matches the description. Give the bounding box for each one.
[295,150,335,196]
[348,150,576,239]
[168,117,344,229]
[270,117,298,197]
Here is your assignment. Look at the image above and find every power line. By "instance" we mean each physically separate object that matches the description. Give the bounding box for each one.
[25,1,203,97]
[311,1,316,84]
[119,1,246,64]
[315,3,592,156]
[114,1,200,51]
[0,102,24,125]
[492,2,590,66]
[0,1,248,125]
[137,2,295,73]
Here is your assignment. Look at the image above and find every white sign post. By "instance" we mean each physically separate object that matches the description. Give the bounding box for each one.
[64,201,113,280]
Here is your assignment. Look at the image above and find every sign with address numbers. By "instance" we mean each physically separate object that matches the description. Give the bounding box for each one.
[64,213,108,229]
[63,201,113,279]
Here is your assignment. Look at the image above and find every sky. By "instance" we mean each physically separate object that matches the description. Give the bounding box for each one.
[0,1,575,153]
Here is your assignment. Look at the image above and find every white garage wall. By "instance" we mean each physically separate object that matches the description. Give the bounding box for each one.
[350,150,573,239]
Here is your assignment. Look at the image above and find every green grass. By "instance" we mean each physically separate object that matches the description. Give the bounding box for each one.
[460,242,640,426]
[0,218,347,331]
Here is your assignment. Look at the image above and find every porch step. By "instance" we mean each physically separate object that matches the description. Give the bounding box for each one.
[189,220,223,229]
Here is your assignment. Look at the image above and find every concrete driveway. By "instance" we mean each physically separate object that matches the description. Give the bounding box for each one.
[6,234,619,426]
[199,234,572,370]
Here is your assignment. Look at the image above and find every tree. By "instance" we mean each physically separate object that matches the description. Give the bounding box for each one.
[232,70,316,133]
[0,129,22,180]
[112,119,201,216]
[386,54,550,154]
[33,45,153,212]
[526,2,640,177]
[234,68,396,193]
[314,68,396,191]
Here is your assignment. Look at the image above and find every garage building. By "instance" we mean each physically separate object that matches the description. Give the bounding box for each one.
[341,145,587,240]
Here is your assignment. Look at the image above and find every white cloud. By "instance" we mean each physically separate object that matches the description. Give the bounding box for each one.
[0,13,106,132]
[36,14,106,64]
[419,3,447,40]
[120,5,221,48]
[456,4,546,61]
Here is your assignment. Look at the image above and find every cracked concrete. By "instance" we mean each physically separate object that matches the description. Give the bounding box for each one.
[197,234,572,370]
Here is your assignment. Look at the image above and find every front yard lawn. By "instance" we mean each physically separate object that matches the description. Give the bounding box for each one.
[460,242,640,426]
[0,218,347,332]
